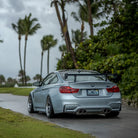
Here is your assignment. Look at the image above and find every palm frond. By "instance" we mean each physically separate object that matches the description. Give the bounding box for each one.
[11,23,18,33]
[41,35,57,51]
[12,18,25,35]
[0,40,3,43]
[22,13,41,35]
[51,0,59,7]
[71,12,80,22]
[29,23,41,35]
[59,44,67,52]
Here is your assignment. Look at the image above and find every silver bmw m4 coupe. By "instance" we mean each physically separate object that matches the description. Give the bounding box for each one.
[28,70,121,118]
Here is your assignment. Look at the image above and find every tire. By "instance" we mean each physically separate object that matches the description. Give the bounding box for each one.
[27,95,34,113]
[45,96,54,118]
[105,111,120,118]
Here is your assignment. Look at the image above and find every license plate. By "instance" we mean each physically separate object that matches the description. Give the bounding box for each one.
[87,89,99,96]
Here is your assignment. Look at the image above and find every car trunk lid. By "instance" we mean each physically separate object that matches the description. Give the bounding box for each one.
[69,81,115,98]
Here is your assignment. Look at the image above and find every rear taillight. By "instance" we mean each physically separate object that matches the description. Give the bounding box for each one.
[59,86,79,93]
[106,86,120,93]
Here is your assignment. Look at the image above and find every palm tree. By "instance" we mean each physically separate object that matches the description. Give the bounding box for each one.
[33,74,41,82]
[0,34,3,43]
[11,19,24,84]
[41,35,57,74]
[77,0,104,36]
[22,13,41,85]
[7,77,13,84]
[71,11,86,42]
[0,40,3,43]
[0,74,5,84]
[51,0,78,68]
[72,29,87,48]
[26,75,31,83]
[59,44,67,59]
[59,44,67,69]
[87,0,93,36]
[40,36,49,80]
[7,77,16,85]
[18,70,25,84]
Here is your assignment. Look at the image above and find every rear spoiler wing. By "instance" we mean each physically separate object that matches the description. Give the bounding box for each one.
[65,73,117,82]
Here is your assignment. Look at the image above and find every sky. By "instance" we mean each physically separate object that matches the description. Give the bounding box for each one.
[0,0,85,80]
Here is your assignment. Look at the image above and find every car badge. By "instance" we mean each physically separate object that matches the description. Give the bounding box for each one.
[91,84,95,87]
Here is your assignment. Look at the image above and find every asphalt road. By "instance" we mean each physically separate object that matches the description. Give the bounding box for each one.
[0,93,138,138]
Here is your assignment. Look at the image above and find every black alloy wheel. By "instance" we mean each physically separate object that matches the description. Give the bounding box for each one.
[27,95,34,113]
[45,96,54,118]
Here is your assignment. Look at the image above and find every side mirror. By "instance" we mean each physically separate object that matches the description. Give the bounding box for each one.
[33,81,42,87]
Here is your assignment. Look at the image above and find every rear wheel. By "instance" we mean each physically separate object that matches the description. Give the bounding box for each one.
[105,111,120,118]
[45,96,54,118]
[27,95,34,113]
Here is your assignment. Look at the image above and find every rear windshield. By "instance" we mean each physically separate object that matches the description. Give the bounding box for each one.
[62,73,105,82]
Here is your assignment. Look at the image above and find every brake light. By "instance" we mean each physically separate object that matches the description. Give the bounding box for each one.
[59,86,79,93]
[106,86,120,93]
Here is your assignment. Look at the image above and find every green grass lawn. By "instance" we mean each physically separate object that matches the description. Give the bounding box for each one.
[0,87,34,96]
[0,88,95,137]
[0,107,93,138]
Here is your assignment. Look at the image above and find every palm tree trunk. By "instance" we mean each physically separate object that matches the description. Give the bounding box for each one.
[61,3,78,68]
[40,51,43,81]
[81,21,84,42]
[54,0,78,69]
[87,0,94,36]
[18,35,24,84]
[61,1,71,53]
[112,2,117,15]
[24,35,28,85]
[66,30,78,68]
[47,49,49,74]
[54,1,70,52]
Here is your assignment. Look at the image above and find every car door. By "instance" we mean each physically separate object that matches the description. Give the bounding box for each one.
[33,73,54,109]
[40,73,59,109]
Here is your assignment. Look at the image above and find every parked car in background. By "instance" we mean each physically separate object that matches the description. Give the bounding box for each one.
[27,70,121,118]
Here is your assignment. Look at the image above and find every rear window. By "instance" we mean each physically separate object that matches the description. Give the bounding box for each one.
[61,73,105,82]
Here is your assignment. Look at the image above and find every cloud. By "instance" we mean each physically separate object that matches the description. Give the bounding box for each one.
[8,0,25,12]
[0,0,4,8]
[0,0,82,80]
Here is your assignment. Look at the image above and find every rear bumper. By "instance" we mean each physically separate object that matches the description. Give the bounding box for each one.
[64,104,121,115]
[52,93,121,114]
[63,96,121,115]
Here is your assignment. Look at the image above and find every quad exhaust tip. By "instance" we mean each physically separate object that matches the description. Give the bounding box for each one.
[78,109,86,114]
[77,108,111,114]
[104,108,111,113]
